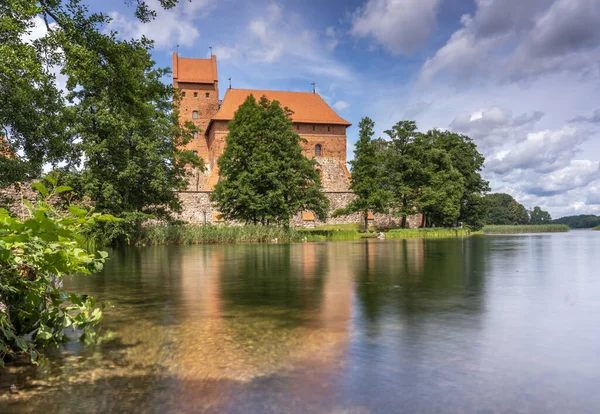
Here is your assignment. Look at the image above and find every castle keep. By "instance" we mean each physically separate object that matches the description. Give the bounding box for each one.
[172,53,352,193]
[173,53,421,228]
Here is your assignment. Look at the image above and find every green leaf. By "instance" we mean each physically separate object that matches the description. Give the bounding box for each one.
[68,206,88,218]
[55,186,73,194]
[32,182,48,197]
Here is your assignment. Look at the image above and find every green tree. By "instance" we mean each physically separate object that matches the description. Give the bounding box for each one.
[485,193,529,225]
[382,121,422,228]
[334,117,388,231]
[529,206,552,224]
[1,1,201,244]
[417,131,465,226]
[211,95,329,227]
[430,130,489,229]
[552,214,600,229]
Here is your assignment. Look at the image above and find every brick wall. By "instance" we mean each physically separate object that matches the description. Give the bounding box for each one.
[294,123,347,163]
[175,81,219,163]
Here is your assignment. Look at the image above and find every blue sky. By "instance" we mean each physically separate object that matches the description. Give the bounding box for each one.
[99,0,600,218]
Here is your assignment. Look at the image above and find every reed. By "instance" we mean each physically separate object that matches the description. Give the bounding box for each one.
[481,224,569,234]
[138,224,300,246]
[385,228,469,239]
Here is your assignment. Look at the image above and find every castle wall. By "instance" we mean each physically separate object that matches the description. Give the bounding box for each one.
[175,191,422,229]
[206,120,229,171]
[295,123,347,163]
[205,121,348,174]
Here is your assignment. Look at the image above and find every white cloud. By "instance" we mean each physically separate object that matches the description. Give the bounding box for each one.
[420,0,600,83]
[450,106,544,152]
[108,0,216,50]
[352,0,440,55]
[213,2,353,81]
[486,126,584,174]
[333,101,350,111]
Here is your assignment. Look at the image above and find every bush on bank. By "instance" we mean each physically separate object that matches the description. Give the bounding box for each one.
[0,179,112,366]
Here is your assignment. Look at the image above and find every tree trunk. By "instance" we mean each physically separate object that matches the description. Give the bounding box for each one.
[364,211,369,233]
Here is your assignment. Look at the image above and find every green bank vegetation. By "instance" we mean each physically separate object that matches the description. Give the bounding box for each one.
[593,225,600,231]
[132,224,473,246]
[386,228,471,239]
[481,224,569,234]
[0,178,112,366]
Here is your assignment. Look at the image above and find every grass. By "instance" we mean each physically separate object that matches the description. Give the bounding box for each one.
[593,225,600,231]
[136,224,366,246]
[481,224,569,234]
[385,228,470,239]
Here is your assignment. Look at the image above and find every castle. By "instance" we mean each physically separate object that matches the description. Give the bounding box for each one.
[172,52,352,193]
[172,53,420,228]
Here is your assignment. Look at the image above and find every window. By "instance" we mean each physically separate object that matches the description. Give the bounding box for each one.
[327,126,331,132]
[312,125,315,131]
[192,111,198,119]
[296,124,300,131]
[193,151,198,156]
[193,92,198,98]
[181,91,186,97]
[315,144,322,157]
[205,92,210,98]
[194,131,199,138]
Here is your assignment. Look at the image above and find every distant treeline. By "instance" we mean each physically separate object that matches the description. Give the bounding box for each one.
[552,215,600,229]
[483,193,552,226]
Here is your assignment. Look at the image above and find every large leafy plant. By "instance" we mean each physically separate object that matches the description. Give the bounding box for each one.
[0,176,114,366]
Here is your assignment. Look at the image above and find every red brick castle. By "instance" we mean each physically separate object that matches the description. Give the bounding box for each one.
[172,53,352,192]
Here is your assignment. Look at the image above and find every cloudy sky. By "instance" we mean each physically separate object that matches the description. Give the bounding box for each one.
[101,0,600,218]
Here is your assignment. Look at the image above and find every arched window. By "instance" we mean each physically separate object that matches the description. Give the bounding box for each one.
[193,151,198,156]
[192,111,198,119]
[315,144,322,157]
[194,131,199,138]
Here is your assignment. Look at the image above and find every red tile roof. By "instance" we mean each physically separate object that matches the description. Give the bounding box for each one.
[172,53,217,84]
[212,89,351,126]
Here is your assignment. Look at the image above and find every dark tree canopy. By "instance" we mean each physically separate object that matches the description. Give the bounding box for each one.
[1,0,201,220]
[333,117,389,231]
[211,95,329,227]
[484,193,529,225]
[552,214,600,229]
[375,121,488,229]
[529,206,552,224]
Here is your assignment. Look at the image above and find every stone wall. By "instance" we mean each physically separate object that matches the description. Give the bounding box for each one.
[175,190,422,229]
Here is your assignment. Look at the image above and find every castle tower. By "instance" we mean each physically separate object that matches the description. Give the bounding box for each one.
[172,52,219,164]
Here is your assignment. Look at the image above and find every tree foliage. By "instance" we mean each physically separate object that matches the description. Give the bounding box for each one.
[529,206,552,225]
[211,95,329,227]
[1,0,200,226]
[484,193,530,225]
[366,120,488,229]
[0,177,113,366]
[552,214,600,229]
[333,117,388,231]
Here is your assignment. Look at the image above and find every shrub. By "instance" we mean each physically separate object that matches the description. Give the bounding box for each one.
[0,179,113,366]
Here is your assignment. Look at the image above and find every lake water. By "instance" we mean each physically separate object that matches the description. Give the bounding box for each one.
[2,231,600,413]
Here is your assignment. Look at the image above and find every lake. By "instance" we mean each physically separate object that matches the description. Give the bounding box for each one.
[2,231,600,413]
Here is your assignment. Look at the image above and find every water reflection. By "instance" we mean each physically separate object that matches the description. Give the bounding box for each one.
[2,232,600,413]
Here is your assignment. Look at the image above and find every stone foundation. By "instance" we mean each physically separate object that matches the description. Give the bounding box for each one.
[176,191,422,229]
